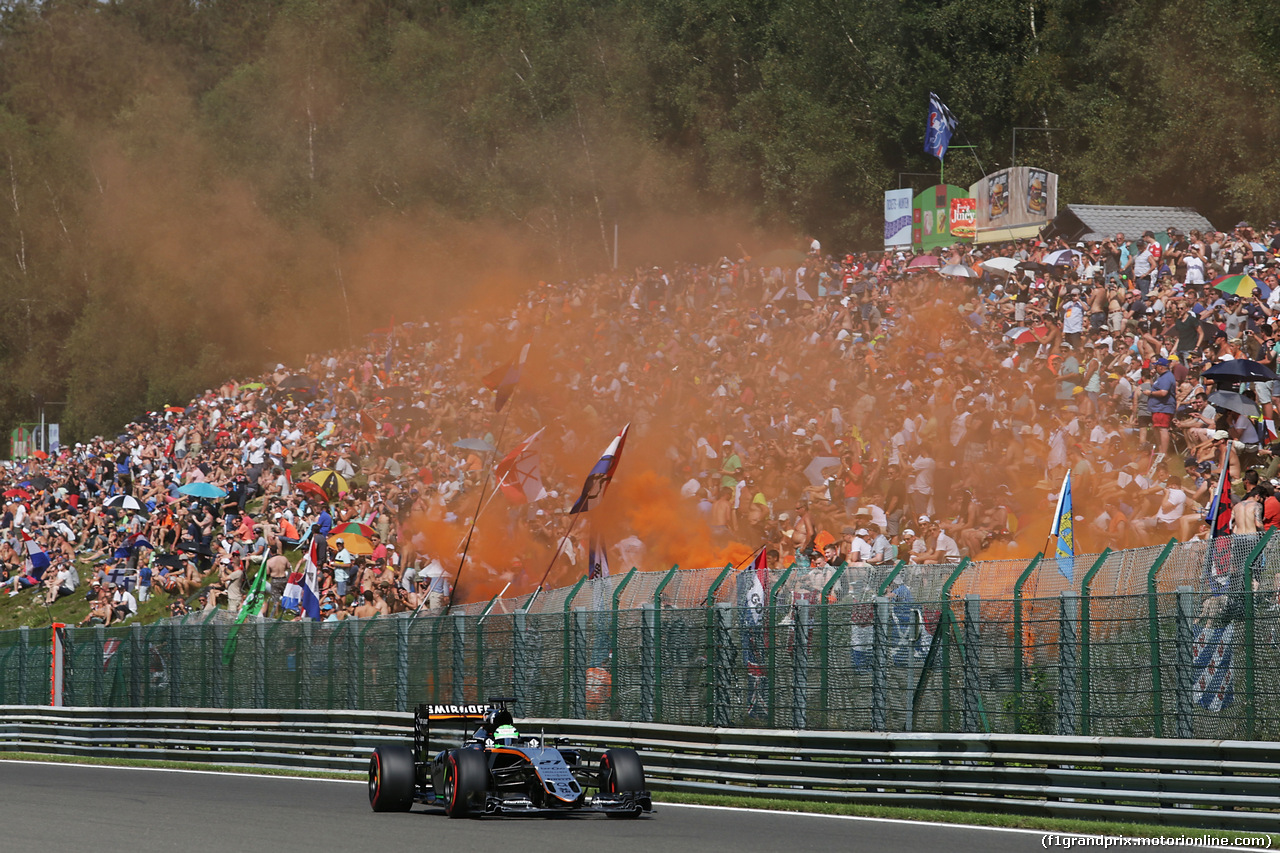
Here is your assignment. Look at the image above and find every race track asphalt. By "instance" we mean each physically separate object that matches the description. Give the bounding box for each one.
[0,760,1068,853]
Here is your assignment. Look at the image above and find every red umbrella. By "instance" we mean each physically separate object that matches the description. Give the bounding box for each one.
[31,450,48,460]
[906,255,941,269]
[295,480,329,503]
[3,489,30,499]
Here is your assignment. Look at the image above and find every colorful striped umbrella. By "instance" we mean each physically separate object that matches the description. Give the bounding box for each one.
[1212,273,1259,298]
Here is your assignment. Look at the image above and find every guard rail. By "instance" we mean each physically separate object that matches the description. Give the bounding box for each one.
[1,706,1277,831]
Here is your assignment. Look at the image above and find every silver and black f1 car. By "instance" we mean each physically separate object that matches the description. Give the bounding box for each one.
[367,698,653,818]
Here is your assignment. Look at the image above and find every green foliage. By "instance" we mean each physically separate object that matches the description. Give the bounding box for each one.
[1005,665,1055,735]
[0,0,1276,439]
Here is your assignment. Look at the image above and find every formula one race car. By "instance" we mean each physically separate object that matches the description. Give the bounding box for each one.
[367,698,653,818]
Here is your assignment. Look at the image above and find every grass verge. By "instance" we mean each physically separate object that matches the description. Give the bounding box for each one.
[2,751,1275,844]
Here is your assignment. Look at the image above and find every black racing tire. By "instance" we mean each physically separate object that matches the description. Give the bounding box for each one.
[600,748,645,818]
[443,748,489,818]
[368,745,416,812]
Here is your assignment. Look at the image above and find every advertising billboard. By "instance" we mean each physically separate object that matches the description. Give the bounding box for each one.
[968,166,1059,242]
[884,189,913,248]
[911,184,971,253]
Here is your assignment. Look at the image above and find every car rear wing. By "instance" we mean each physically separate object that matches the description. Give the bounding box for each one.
[413,698,516,757]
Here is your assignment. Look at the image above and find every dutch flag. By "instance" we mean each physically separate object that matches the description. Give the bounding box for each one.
[282,539,322,619]
[21,530,50,581]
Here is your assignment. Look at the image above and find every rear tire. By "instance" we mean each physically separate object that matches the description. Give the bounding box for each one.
[369,745,416,812]
[443,748,488,818]
[600,748,645,818]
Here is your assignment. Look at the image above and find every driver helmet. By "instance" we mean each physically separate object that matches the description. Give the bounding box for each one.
[494,724,519,741]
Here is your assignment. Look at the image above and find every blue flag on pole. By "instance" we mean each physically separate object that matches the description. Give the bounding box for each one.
[1050,471,1075,581]
[925,92,957,160]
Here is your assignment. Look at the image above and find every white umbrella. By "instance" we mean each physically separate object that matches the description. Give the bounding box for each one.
[1044,248,1081,266]
[980,256,1019,274]
[940,264,980,279]
[104,494,144,512]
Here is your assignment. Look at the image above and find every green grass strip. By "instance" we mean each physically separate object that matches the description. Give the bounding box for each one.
[2,750,1276,844]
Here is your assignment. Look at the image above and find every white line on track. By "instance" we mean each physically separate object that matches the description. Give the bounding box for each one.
[0,759,1252,850]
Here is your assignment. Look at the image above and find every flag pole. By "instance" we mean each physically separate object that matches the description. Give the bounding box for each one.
[1043,471,1070,558]
[526,511,586,613]
[447,405,516,608]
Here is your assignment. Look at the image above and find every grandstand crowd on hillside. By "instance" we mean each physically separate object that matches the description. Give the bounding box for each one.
[3,219,1280,623]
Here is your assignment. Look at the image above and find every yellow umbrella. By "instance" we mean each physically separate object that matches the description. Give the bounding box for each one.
[309,469,350,498]
[329,532,373,555]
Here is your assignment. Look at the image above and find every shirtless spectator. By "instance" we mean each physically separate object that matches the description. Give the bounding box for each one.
[79,583,114,626]
[264,549,292,617]
[353,590,380,618]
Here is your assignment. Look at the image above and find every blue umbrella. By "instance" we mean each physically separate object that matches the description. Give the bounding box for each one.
[177,482,228,499]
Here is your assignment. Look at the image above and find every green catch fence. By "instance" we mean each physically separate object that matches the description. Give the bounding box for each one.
[2,532,1279,737]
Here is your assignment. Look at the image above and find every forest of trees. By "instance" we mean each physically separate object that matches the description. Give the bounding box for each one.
[0,0,1278,439]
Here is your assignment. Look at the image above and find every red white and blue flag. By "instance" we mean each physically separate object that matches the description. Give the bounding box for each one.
[569,424,630,514]
[21,530,50,580]
[1192,622,1235,711]
[282,539,321,619]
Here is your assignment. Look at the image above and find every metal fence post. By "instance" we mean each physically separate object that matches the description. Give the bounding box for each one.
[512,610,530,716]
[451,614,466,705]
[819,564,847,724]
[1146,538,1177,737]
[609,567,637,720]
[395,618,410,713]
[963,594,981,732]
[1175,585,1195,739]
[1078,549,1113,735]
[17,626,28,705]
[1012,554,1041,733]
[712,602,733,727]
[767,566,793,727]
[876,560,906,596]
[168,621,181,708]
[640,603,655,722]
[1058,591,1079,736]
[652,566,679,722]
[253,621,266,708]
[569,608,587,720]
[1242,529,1271,741]
[94,625,105,706]
[299,621,314,709]
[940,557,971,730]
[130,624,145,706]
[561,576,587,717]
[792,602,810,730]
[872,595,889,732]
[704,565,734,726]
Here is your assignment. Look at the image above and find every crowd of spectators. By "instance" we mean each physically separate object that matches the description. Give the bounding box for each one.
[2,219,1280,623]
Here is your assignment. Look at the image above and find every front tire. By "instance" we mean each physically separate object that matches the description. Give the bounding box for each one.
[600,748,645,818]
[369,745,416,812]
[443,748,488,818]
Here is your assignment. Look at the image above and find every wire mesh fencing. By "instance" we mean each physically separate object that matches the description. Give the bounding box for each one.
[4,532,1280,737]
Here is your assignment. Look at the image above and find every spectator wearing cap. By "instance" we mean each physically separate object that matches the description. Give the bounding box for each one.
[109,581,138,622]
[866,523,894,565]
[1144,357,1177,456]
[914,517,961,565]
[1062,287,1086,348]
[847,527,873,563]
